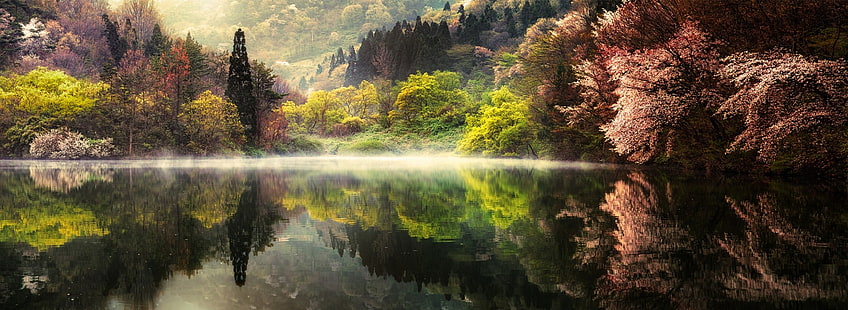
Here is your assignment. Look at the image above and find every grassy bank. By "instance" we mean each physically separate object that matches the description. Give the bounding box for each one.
[278,127,464,156]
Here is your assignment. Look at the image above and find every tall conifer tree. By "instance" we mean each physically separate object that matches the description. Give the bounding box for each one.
[226,29,257,145]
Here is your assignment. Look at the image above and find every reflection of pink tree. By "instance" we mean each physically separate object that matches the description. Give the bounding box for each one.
[596,173,705,309]
[718,195,847,301]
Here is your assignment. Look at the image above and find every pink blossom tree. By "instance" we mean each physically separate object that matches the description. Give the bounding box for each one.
[601,20,723,163]
[718,51,848,170]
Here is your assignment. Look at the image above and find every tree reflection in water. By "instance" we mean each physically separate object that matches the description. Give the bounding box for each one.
[1,161,847,309]
[589,172,848,309]
[718,194,848,302]
[227,177,256,286]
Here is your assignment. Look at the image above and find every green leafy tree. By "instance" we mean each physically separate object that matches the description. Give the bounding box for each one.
[459,86,535,157]
[279,90,347,135]
[178,91,245,155]
[0,68,106,154]
[390,71,470,131]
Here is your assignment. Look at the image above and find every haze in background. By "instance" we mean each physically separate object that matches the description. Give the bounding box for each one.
[109,0,447,86]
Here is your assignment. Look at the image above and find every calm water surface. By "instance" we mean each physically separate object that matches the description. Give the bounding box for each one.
[1,157,846,309]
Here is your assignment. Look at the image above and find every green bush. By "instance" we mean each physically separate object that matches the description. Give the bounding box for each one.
[340,139,396,155]
[273,135,324,155]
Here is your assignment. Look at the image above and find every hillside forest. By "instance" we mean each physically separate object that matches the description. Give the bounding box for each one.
[0,0,847,176]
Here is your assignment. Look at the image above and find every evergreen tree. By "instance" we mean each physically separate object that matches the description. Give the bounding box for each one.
[444,2,450,11]
[102,14,128,64]
[145,24,170,57]
[226,29,258,145]
[458,4,466,23]
[336,47,346,64]
[184,32,209,100]
[348,45,357,63]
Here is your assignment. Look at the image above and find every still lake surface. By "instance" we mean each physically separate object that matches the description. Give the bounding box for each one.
[0,157,846,309]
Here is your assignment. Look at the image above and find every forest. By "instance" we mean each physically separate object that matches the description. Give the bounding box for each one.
[1,0,847,176]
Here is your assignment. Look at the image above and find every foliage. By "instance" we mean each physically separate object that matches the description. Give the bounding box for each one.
[278,90,347,136]
[390,71,471,131]
[272,135,324,155]
[345,19,453,84]
[178,91,245,155]
[339,138,396,155]
[459,86,535,157]
[0,68,106,155]
[601,20,723,163]
[29,128,114,159]
[718,51,848,171]
[0,67,104,118]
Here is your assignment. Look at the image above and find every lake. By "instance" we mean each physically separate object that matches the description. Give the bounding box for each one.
[1,157,846,309]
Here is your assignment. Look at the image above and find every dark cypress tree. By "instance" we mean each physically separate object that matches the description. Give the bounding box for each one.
[457,4,466,23]
[102,14,128,64]
[437,21,452,49]
[444,2,450,11]
[336,47,346,64]
[226,29,258,145]
[347,45,357,63]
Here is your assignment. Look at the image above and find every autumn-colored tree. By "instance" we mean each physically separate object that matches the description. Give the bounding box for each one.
[279,90,346,135]
[331,80,380,122]
[718,51,848,172]
[251,60,286,149]
[178,91,245,155]
[158,40,191,120]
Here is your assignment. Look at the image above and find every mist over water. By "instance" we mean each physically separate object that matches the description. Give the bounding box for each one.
[1,156,611,171]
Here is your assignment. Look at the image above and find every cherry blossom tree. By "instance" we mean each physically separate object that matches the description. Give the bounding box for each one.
[717,50,848,169]
[601,20,723,163]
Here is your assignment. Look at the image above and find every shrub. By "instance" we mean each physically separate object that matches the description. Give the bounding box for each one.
[29,129,114,159]
[273,135,324,155]
[341,139,395,155]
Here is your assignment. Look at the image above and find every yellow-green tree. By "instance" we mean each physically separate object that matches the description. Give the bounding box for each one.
[459,86,535,157]
[390,71,470,131]
[178,91,245,155]
[331,80,381,122]
[0,68,106,154]
[278,90,348,135]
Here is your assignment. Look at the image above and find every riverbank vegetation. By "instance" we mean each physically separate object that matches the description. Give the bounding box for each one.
[1,0,846,176]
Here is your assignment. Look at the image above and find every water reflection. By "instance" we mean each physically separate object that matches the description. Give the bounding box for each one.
[0,159,846,309]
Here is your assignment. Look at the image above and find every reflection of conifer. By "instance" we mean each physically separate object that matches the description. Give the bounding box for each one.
[227,177,258,286]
